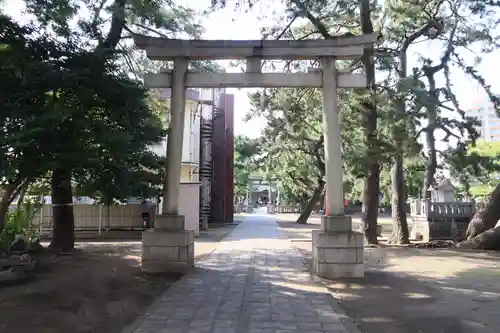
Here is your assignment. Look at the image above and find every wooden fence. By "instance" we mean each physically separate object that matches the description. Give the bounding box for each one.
[10,204,150,237]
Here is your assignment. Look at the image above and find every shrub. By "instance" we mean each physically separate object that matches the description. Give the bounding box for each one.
[0,200,42,253]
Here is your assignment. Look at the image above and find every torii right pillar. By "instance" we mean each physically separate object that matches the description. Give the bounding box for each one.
[312,56,364,279]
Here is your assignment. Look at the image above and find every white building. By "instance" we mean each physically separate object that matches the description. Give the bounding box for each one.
[149,88,219,236]
[467,104,500,141]
[150,88,206,182]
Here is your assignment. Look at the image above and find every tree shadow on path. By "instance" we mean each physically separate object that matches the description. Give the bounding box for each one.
[295,244,500,333]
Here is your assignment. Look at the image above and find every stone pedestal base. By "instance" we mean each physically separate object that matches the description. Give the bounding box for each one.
[312,215,364,279]
[410,217,470,242]
[155,214,185,230]
[141,214,194,274]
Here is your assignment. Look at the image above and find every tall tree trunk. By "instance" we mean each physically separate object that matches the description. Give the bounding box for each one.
[422,76,438,202]
[296,181,325,224]
[15,186,27,214]
[388,155,410,244]
[362,164,380,244]
[50,167,75,253]
[0,181,28,233]
[422,70,439,200]
[422,129,437,200]
[359,0,379,245]
[0,185,15,233]
[420,24,457,200]
[463,183,500,240]
[387,17,422,245]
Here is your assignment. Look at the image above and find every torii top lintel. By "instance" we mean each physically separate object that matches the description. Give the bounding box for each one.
[133,33,378,61]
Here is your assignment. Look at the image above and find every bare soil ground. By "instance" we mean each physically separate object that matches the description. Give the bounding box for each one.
[0,224,235,333]
[277,219,500,333]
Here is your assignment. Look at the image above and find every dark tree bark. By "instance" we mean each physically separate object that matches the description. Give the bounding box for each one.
[296,136,326,224]
[388,155,410,244]
[422,122,437,200]
[296,181,325,224]
[0,181,29,233]
[50,167,75,253]
[359,0,379,245]
[0,186,15,233]
[421,67,440,200]
[420,27,456,199]
[458,225,500,250]
[463,183,500,240]
[362,164,380,244]
[387,19,444,244]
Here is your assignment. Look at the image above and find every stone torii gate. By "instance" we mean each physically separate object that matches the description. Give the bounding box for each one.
[134,33,377,278]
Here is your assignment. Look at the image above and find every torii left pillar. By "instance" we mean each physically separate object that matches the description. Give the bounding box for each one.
[141,58,195,274]
[311,57,364,278]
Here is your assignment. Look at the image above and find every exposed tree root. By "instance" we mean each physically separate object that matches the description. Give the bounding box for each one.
[457,226,500,250]
[409,240,454,248]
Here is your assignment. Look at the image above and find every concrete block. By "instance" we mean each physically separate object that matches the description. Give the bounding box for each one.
[141,261,193,274]
[312,229,364,278]
[141,229,195,274]
[312,230,363,248]
[321,215,352,232]
[356,247,364,263]
[316,248,358,264]
[178,245,194,262]
[315,263,364,279]
[155,214,185,230]
[143,245,180,262]
[142,229,194,247]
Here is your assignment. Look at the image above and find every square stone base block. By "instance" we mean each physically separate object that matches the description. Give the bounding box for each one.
[321,215,352,232]
[312,229,364,279]
[141,229,194,274]
[155,214,185,230]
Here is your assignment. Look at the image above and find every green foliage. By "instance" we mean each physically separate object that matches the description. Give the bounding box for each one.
[0,15,166,238]
[244,0,500,212]
[0,200,42,252]
[234,135,261,201]
[20,0,204,76]
[446,140,500,199]
[0,15,63,212]
[248,87,324,204]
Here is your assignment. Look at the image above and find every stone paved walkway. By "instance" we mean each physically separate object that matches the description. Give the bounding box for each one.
[128,214,358,333]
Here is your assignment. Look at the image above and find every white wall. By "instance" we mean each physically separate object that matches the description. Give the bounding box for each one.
[431,189,454,202]
[150,88,202,167]
[157,183,200,236]
[182,103,200,164]
[178,183,201,237]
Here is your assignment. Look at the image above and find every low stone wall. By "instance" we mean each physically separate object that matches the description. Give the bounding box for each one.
[233,205,253,213]
[410,199,475,241]
[267,205,303,214]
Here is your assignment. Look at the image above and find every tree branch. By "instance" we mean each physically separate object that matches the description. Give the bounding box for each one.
[99,0,126,51]
[423,21,458,76]
[276,15,298,40]
[290,0,332,38]
[90,0,107,41]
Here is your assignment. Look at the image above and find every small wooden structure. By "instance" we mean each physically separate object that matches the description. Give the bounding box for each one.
[410,199,476,241]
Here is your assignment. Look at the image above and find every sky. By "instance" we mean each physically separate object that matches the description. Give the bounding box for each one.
[3,0,499,143]
[189,0,500,145]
